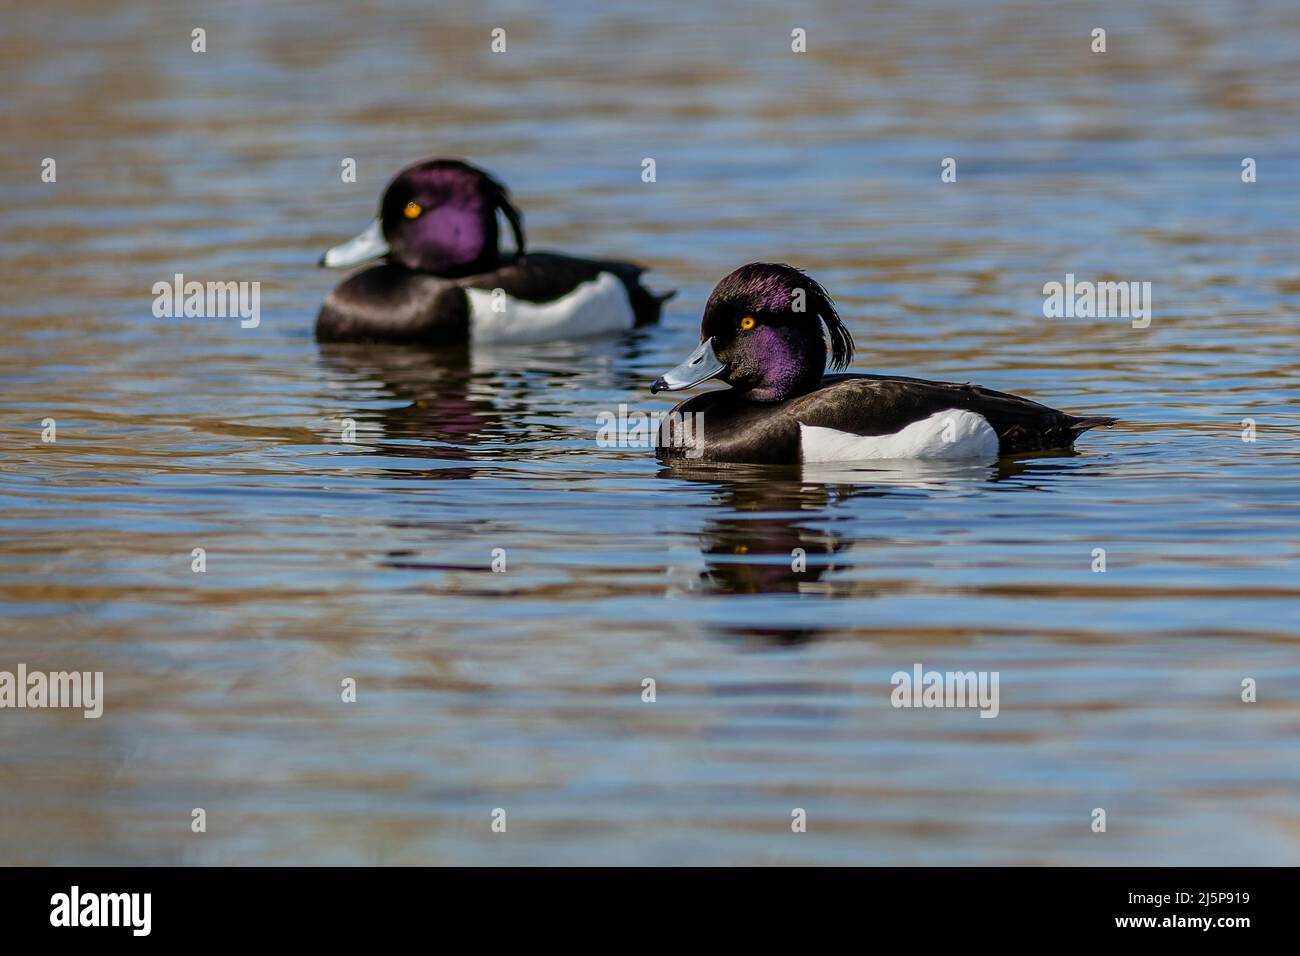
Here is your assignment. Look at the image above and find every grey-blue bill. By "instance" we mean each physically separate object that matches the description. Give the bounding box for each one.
[320,218,389,268]
[651,337,725,393]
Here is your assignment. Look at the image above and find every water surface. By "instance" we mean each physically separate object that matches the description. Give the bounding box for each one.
[1,0,1298,864]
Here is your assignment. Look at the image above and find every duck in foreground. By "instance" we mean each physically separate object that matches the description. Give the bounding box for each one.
[317,158,672,345]
[652,263,1116,464]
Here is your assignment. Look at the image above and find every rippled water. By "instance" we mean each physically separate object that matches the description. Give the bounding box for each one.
[2,0,1299,865]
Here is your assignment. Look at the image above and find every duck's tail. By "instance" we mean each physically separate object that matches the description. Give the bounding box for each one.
[1068,415,1118,434]
[631,286,676,326]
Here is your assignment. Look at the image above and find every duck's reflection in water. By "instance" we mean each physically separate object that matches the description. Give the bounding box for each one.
[317,342,485,473]
[316,338,650,573]
[660,458,1046,644]
[316,337,648,471]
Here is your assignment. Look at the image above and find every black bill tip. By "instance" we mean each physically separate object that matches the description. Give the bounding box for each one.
[650,377,668,394]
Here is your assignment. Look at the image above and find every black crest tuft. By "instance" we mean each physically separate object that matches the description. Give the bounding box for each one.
[799,267,853,371]
[482,170,527,255]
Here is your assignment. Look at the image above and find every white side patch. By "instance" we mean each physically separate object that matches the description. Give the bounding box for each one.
[800,409,999,462]
[465,271,635,344]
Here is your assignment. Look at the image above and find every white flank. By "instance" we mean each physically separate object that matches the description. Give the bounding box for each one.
[465,271,634,344]
[799,409,999,462]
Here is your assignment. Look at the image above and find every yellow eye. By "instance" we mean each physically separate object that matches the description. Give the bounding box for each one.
[403,201,423,219]
[740,316,756,331]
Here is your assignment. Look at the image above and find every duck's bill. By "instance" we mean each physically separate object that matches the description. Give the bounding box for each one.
[651,338,726,393]
[319,218,389,268]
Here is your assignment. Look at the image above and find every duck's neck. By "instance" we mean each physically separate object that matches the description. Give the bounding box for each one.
[746,336,825,402]
[437,246,503,278]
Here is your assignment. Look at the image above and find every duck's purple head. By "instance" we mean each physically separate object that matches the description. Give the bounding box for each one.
[652,263,853,401]
[320,158,526,276]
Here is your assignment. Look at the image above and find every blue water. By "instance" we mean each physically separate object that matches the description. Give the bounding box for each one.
[1,0,1297,864]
